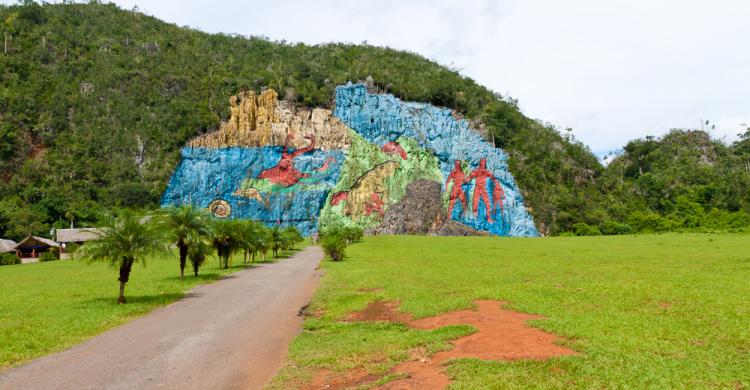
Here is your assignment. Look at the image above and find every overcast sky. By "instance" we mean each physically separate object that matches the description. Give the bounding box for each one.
[5,0,749,154]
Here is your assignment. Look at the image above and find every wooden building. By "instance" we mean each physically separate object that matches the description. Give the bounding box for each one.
[55,228,103,259]
[15,236,59,258]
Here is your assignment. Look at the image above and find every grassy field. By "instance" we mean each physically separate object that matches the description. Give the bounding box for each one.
[0,251,275,370]
[272,233,750,389]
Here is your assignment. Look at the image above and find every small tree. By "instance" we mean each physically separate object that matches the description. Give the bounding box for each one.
[256,225,272,260]
[188,240,211,276]
[160,204,212,278]
[282,226,303,251]
[210,219,242,269]
[238,220,263,263]
[342,226,363,244]
[320,232,346,261]
[269,226,284,258]
[77,211,167,304]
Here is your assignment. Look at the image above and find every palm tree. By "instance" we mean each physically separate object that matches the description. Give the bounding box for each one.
[188,240,211,276]
[77,211,167,304]
[269,226,284,258]
[210,219,242,269]
[238,220,268,263]
[282,226,303,251]
[256,225,272,261]
[160,205,212,278]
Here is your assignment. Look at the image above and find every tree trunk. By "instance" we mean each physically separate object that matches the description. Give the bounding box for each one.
[243,250,247,264]
[4,33,7,54]
[117,258,133,304]
[251,251,255,263]
[118,281,126,304]
[178,241,188,279]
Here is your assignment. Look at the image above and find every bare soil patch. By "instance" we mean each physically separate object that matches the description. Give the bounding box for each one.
[345,300,411,323]
[334,299,577,389]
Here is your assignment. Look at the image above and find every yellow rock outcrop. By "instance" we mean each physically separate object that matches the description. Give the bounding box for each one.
[189,90,350,150]
[345,161,401,218]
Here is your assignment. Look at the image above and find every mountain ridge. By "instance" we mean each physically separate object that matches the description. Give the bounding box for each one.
[0,1,748,239]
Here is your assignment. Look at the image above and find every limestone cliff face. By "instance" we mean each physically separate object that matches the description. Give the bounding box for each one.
[163,84,538,237]
[189,90,350,150]
[368,179,445,235]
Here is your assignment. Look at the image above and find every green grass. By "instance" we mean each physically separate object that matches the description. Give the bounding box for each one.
[0,250,278,370]
[271,233,750,389]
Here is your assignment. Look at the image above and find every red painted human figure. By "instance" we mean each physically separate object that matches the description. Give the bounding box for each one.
[259,133,316,187]
[469,158,498,223]
[445,160,468,219]
[491,177,505,215]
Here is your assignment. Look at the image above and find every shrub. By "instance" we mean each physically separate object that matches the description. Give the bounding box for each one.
[628,211,671,233]
[703,209,750,230]
[188,240,211,276]
[65,242,80,254]
[571,222,601,236]
[282,226,304,250]
[342,226,364,244]
[320,233,346,261]
[39,251,59,262]
[0,253,20,266]
[599,221,633,235]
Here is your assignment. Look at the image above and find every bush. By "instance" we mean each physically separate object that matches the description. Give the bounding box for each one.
[627,211,671,233]
[65,242,80,254]
[599,221,633,235]
[703,209,750,230]
[39,251,58,262]
[281,226,304,250]
[571,222,601,236]
[320,233,346,261]
[342,226,364,244]
[0,253,20,266]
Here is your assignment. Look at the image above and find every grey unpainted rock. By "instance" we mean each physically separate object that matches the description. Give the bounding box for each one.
[369,179,444,235]
[369,179,490,236]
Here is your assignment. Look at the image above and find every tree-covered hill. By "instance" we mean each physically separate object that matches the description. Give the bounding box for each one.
[595,129,750,234]
[0,1,747,239]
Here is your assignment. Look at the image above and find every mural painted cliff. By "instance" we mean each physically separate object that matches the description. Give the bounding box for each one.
[161,84,538,237]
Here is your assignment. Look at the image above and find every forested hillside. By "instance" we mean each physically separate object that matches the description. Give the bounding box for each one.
[594,129,750,234]
[0,2,748,239]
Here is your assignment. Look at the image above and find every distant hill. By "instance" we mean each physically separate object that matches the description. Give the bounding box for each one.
[0,2,747,239]
[596,129,750,233]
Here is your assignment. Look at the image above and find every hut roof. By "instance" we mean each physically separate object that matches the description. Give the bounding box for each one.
[15,236,59,249]
[0,239,17,253]
[56,228,103,243]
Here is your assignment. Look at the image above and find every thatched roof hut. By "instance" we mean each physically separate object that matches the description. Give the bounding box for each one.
[56,228,103,244]
[0,239,17,253]
[15,236,59,257]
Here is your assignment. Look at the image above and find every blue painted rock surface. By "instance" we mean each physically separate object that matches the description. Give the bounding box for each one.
[334,84,538,237]
[162,84,538,237]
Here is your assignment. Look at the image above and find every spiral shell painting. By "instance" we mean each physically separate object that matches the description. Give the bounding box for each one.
[208,199,231,218]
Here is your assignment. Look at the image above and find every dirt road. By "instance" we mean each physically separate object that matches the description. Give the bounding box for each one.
[0,246,323,390]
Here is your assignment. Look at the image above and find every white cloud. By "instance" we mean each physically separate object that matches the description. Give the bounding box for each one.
[5,0,749,153]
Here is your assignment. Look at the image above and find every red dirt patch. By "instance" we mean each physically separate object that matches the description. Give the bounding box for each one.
[337,300,576,390]
[346,300,412,323]
[379,300,576,389]
[410,300,576,361]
